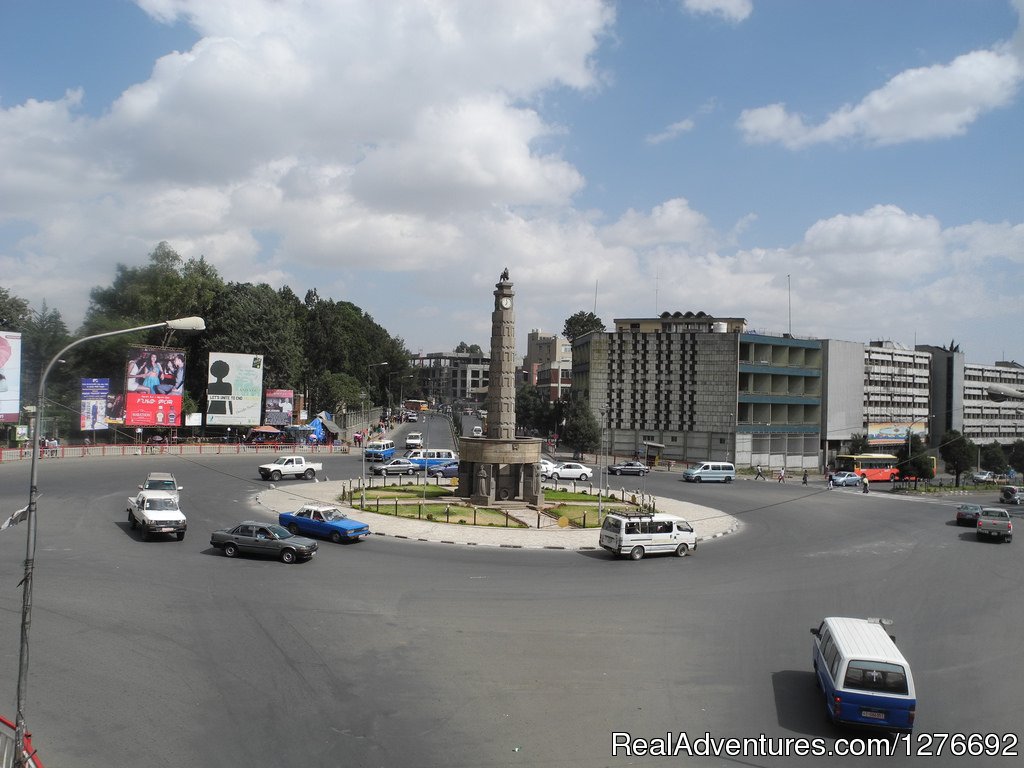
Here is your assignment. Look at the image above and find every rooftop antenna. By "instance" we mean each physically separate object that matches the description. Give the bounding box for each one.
[787,274,792,335]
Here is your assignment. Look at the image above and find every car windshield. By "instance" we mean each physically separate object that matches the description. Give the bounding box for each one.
[145,497,178,511]
[145,480,176,491]
[322,508,347,521]
[268,524,293,538]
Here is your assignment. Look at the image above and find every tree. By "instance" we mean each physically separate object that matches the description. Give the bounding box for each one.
[980,441,1008,474]
[0,287,30,330]
[562,311,605,343]
[1007,440,1024,476]
[895,434,934,480]
[454,341,483,354]
[847,432,870,455]
[559,393,600,457]
[939,430,975,487]
[515,384,551,433]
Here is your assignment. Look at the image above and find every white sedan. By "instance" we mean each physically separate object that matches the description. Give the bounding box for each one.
[545,462,592,481]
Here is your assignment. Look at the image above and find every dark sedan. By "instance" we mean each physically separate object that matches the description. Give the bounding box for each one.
[607,461,649,477]
[955,503,983,527]
[428,460,460,478]
[210,521,317,563]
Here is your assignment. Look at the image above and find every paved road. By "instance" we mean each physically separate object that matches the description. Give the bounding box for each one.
[0,447,1022,767]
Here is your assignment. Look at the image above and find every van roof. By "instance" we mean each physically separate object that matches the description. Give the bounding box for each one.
[605,511,689,523]
[822,617,910,666]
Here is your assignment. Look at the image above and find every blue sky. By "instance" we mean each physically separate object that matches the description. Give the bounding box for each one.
[1,0,1022,363]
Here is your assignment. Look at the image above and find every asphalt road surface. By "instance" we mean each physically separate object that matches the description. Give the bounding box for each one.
[0,444,1021,767]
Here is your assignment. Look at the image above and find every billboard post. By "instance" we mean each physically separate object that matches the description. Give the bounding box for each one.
[13,316,204,767]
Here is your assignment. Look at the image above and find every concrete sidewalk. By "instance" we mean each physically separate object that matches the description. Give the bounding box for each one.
[255,481,741,551]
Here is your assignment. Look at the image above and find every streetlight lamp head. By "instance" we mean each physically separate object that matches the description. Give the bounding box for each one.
[165,316,206,331]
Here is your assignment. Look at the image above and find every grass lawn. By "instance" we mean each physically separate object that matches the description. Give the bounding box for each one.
[546,502,635,528]
[354,498,526,527]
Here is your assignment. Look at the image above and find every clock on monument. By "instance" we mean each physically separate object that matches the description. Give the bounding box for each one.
[500,296,513,309]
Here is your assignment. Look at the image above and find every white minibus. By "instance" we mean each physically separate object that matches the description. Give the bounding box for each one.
[810,616,916,733]
[599,512,697,560]
[682,461,736,483]
[405,448,458,469]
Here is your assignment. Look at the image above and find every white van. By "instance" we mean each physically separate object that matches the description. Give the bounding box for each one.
[405,432,423,449]
[810,617,916,733]
[682,461,736,483]
[599,512,697,560]
[471,426,483,437]
[405,448,458,469]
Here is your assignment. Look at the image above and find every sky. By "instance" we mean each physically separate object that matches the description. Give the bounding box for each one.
[1,0,1022,364]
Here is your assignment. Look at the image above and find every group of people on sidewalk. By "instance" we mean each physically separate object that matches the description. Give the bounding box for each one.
[753,465,871,493]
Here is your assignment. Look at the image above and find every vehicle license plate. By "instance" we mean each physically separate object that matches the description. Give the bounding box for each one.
[860,710,885,720]
[159,527,174,532]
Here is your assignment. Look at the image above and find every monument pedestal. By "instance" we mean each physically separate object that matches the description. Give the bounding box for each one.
[457,436,544,507]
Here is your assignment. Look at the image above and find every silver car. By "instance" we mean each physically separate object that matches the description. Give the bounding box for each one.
[210,521,317,563]
[831,471,862,487]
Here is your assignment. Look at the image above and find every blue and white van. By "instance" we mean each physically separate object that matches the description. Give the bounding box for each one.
[810,617,916,733]
[404,448,458,470]
[682,461,736,483]
[364,440,396,462]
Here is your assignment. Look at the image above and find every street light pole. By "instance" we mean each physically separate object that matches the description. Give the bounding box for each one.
[14,316,205,767]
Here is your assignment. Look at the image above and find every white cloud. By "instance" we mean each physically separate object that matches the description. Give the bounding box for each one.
[739,49,1023,148]
[645,118,695,145]
[682,0,753,24]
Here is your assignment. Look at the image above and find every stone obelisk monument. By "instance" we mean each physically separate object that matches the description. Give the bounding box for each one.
[457,269,543,506]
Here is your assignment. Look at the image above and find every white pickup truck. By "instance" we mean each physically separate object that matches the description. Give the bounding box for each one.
[127,490,187,541]
[258,455,323,481]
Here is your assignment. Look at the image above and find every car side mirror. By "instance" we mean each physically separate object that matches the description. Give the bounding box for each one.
[137,484,143,490]
[177,486,184,491]
[809,628,819,636]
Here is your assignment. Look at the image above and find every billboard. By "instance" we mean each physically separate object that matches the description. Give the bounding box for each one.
[206,353,265,426]
[124,347,186,427]
[867,421,926,446]
[0,332,22,423]
[264,389,294,426]
[80,378,110,431]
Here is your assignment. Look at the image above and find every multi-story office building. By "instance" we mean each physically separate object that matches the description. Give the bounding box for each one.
[521,330,573,401]
[573,311,821,469]
[918,345,1024,447]
[411,351,489,405]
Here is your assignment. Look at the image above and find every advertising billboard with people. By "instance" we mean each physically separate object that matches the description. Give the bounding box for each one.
[264,389,294,426]
[124,346,186,427]
[80,378,110,431]
[206,353,265,426]
[0,331,21,423]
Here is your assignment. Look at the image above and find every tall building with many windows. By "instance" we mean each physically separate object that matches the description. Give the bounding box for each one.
[572,311,822,469]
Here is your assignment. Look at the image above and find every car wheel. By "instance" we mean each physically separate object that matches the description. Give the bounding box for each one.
[724,476,733,483]
[695,476,702,483]
[330,531,342,544]
[629,546,645,561]
[176,531,185,542]
[223,542,239,558]
[552,473,560,480]
[579,473,589,481]
[1005,535,1013,543]
[287,523,300,535]
[406,468,414,475]
[270,470,282,481]
[280,548,297,564]
[128,511,137,529]
[675,543,689,557]
[303,468,315,480]
[614,469,623,476]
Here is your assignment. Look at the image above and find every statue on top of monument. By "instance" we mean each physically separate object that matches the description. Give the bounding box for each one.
[500,267,509,282]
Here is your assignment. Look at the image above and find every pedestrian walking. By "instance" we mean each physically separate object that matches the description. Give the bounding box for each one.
[778,468,786,483]
[755,464,765,480]
[827,471,834,490]
[862,475,870,494]
[802,469,808,485]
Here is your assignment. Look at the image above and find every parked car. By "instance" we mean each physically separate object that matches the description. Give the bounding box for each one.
[607,460,649,477]
[427,460,460,478]
[1000,486,1022,505]
[831,471,862,487]
[278,504,370,544]
[973,471,995,483]
[372,457,421,476]
[955,503,983,527]
[545,462,592,481]
[210,522,318,563]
